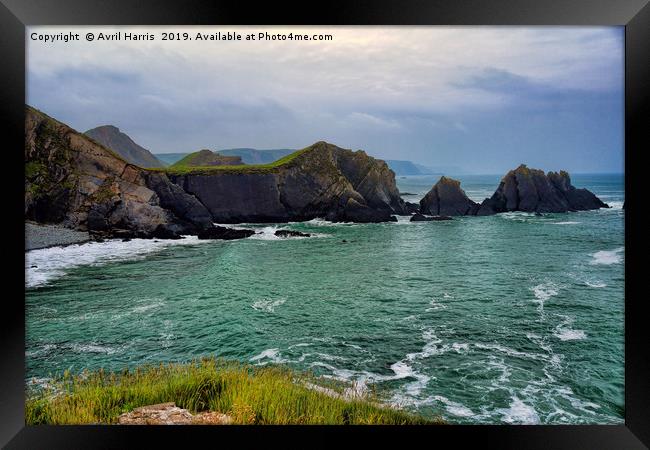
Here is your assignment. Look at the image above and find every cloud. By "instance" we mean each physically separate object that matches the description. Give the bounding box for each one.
[26,26,623,173]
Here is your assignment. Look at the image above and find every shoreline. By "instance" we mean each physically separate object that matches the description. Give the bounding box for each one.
[25,221,91,251]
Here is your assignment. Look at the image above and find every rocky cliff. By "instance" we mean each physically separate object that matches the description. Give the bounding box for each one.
[476,165,609,215]
[26,106,213,237]
[419,176,478,216]
[25,107,406,237]
[168,141,406,223]
[85,125,165,169]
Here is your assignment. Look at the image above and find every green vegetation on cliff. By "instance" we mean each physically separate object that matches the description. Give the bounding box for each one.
[169,149,243,169]
[160,146,312,175]
[26,358,440,425]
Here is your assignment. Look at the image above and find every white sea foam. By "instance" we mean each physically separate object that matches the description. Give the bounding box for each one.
[584,280,607,288]
[531,283,559,302]
[426,292,453,312]
[28,341,127,357]
[393,215,415,225]
[554,329,587,341]
[70,343,122,354]
[530,282,560,316]
[474,343,550,363]
[245,225,327,240]
[551,221,580,225]
[497,396,541,424]
[606,201,624,210]
[249,226,282,241]
[250,348,286,364]
[132,299,165,314]
[486,356,512,384]
[432,395,475,417]
[590,247,624,265]
[25,343,57,358]
[304,218,356,227]
[499,212,536,222]
[554,315,587,341]
[288,342,312,349]
[25,236,210,288]
[251,298,286,313]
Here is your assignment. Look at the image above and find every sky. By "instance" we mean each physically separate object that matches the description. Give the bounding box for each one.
[27,26,624,174]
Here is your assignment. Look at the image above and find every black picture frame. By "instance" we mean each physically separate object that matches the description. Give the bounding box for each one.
[1,1,648,448]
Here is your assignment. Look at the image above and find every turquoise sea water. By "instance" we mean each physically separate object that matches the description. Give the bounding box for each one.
[25,173,625,424]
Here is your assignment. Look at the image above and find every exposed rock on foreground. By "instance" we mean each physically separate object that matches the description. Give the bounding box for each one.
[418,166,608,217]
[117,403,232,425]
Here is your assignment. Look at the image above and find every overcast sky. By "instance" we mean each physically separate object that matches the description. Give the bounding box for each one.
[27,26,624,174]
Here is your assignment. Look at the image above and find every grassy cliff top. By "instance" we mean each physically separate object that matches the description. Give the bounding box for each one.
[26,357,441,425]
[157,143,323,175]
[169,149,242,169]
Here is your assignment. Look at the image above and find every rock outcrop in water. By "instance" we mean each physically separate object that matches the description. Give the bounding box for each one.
[476,165,609,215]
[197,226,255,240]
[410,213,453,222]
[275,230,311,238]
[85,125,165,169]
[416,167,608,217]
[419,176,479,216]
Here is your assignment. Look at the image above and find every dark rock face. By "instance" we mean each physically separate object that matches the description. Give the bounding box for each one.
[404,201,420,214]
[170,142,406,224]
[197,226,255,240]
[143,172,214,232]
[25,106,213,237]
[420,177,479,216]
[275,230,311,238]
[476,165,608,215]
[410,213,453,222]
[151,224,183,239]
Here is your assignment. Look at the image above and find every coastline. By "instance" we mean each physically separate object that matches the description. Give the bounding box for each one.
[25,221,91,251]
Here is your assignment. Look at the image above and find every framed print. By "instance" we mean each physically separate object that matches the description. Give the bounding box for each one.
[1,0,648,448]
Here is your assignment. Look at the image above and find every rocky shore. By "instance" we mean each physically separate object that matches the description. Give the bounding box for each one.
[25,221,90,251]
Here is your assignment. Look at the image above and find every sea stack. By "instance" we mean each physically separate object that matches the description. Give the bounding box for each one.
[476,164,609,215]
[419,176,479,216]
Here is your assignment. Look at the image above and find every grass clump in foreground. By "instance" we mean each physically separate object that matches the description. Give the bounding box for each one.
[26,358,442,425]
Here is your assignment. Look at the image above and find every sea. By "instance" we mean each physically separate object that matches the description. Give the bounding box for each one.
[25,173,625,424]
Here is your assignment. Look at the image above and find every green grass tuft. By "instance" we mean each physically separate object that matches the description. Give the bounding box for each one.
[25,358,442,425]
